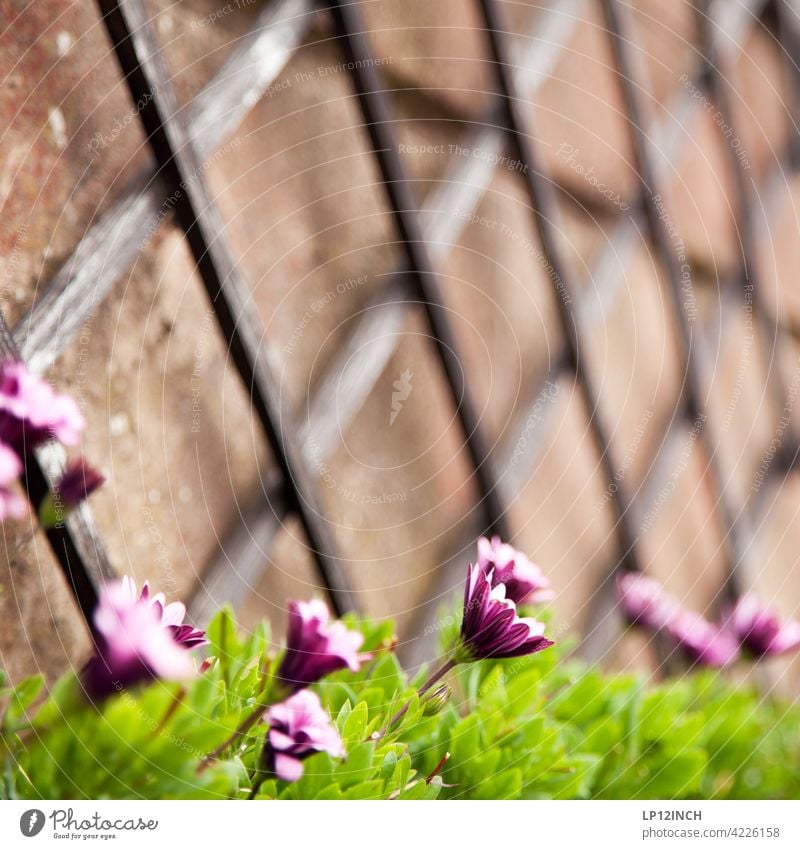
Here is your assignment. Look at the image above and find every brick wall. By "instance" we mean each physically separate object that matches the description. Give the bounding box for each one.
[1,0,799,689]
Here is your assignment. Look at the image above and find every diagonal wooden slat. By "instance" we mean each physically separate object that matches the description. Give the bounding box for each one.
[95,0,358,613]
[695,0,798,448]
[477,0,645,578]
[325,0,512,540]
[0,317,115,623]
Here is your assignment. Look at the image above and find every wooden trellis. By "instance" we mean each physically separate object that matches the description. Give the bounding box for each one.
[9,0,800,660]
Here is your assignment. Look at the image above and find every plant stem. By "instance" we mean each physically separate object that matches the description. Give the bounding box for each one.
[426,751,451,784]
[373,658,457,741]
[154,685,186,736]
[248,771,266,799]
[197,700,269,773]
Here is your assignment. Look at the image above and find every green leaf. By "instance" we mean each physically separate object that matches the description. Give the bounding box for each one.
[342,701,369,742]
[2,675,44,730]
[343,779,383,799]
[448,713,482,765]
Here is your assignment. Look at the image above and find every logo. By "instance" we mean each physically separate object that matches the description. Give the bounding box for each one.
[20,810,45,837]
[389,368,413,425]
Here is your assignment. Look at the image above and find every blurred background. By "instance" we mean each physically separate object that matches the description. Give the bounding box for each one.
[2,0,800,690]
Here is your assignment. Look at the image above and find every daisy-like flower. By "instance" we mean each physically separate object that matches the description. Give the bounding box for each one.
[666,608,740,668]
[122,576,208,649]
[82,578,200,699]
[617,572,678,630]
[0,443,25,521]
[276,599,368,695]
[453,562,553,663]
[477,535,553,605]
[0,360,84,454]
[377,559,554,738]
[263,690,344,782]
[201,601,368,770]
[725,594,800,658]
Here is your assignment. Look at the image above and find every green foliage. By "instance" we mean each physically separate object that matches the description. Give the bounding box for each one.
[1,606,798,799]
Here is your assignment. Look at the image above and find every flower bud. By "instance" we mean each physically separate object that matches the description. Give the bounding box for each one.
[422,683,452,716]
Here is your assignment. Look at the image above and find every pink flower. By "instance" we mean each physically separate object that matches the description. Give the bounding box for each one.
[0,443,25,521]
[666,609,740,668]
[55,457,105,508]
[617,572,679,630]
[263,690,344,782]
[40,458,106,528]
[477,536,553,604]
[725,594,800,658]
[617,573,739,668]
[0,360,84,453]
[82,578,199,699]
[277,599,368,694]
[454,563,553,662]
[122,576,208,649]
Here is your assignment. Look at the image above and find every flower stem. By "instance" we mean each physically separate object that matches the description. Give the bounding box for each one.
[197,700,269,773]
[373,658,457,741]
[418,658,458,697]
[248,770,267,800]
[426,751,451,784]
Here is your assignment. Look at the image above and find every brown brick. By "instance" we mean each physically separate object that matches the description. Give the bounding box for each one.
[0,1,148,327]
[141,0,273,109]
[754,173,800,333]
[0,526,91,684]
[731,23,791,183]
[665,105,740,275]
[509,375,619,636]
[533,1,639,209]
[640,443,729,612]
[580,242,683,490]
[360,0,494,120]
[630,0,697,105]
[48,223,266,606]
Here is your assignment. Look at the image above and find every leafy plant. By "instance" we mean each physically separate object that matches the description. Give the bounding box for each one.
[1,605,798,800]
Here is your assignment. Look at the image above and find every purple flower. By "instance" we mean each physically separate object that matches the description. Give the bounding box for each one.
[725,594,800,658]
[263,689,344,782]
[617,573,738,667]
[276,599,368,694]
[82,578,199,699]
[55,458,105,508]
[0,443,25,521]
[0,360,84,454]
[617,572,678,630]
[454,563,554,662]
[125,576,208,649]
[477,535,553,605]
[40,458,106,528]
[666,609,740,668]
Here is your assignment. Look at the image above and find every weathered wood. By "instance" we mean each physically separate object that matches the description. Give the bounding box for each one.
[0,318,114,624]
